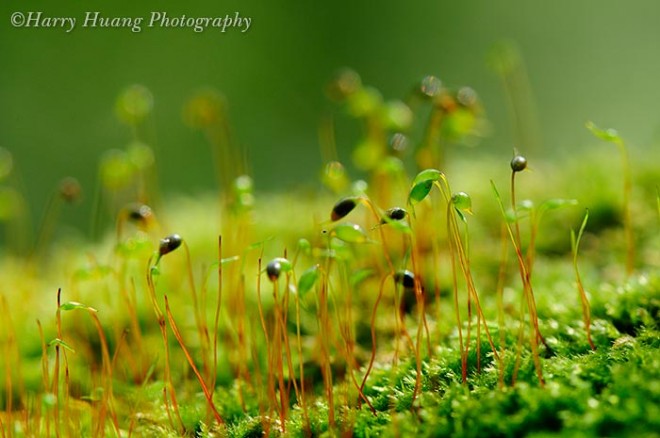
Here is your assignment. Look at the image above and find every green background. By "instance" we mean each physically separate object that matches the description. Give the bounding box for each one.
[1,0,659,237]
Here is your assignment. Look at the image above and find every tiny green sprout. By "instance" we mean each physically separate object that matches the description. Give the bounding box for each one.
[159,234,182,257]
[394,270,415,290]
[58,177,82,203]
[510,155,528,172]
[266,257,293,281]
[331,197,359,222]
[332,222,369,244]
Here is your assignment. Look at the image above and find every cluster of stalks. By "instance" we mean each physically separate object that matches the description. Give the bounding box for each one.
[1,77,646,437]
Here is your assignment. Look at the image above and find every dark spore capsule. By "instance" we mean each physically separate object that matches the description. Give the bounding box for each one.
[331,197,358,222]
[266,259,282,281]
[384,207,407,222]
[510,155,528,173]
[394,270,415,289]
[159,234,182,257]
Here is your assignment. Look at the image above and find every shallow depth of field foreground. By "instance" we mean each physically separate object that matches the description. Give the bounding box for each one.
[0,72,659,437]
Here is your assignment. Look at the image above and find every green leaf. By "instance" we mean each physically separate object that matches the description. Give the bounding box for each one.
[207,255,241,270]
[409,169,444,205]
[49,338,76,353]
[539,198,578,213]
[572,210,589,255]
[380,214,412,234]
[333,223,369,243]
[412,169,443,186]
[60,301,97,312]
[408,180,434,205]
[349,268,374,288]
[455,208,467,224]
[245,236,274,251]
[297,265,320,298]
[586,121,622,143]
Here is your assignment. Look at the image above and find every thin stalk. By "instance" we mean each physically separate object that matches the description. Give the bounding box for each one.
[571,210,595,350]
[36,320,51,437]
[88,311,120,438]
[495,224,509,387]
[164,295,224,425]
[183,242,211,384]
[212,236,223,392]
[492,181,544,386]
[145,258,184,432]
[294,281,310,432]
[255,258,277,419]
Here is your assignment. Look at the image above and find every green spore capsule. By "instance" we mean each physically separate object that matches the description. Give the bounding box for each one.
[331,197,358,222]
[394,270,415,289]
[159,234,182,257]
[510,155,528,172]
[451,192,472,212]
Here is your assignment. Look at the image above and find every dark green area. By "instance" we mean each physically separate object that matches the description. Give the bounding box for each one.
[1,0,660,238]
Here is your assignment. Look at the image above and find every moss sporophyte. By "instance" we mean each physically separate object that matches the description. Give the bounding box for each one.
[0,73,657,437]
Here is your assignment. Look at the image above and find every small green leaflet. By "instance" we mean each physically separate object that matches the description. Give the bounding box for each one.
[60,301,97,312]
[297,265,320,298]
[49,338,75,353]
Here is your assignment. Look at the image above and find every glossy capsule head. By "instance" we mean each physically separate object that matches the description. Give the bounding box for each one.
[331,197,358,222]
[510,155,528,173]
[159,234,182,257]
[394,270,415,289]
[382,207,407,223]
[266,259,282,281]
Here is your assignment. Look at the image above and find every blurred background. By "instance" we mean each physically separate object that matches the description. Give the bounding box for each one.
[1,0,659,243]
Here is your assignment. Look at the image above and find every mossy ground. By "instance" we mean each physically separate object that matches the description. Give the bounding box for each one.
[0,148,658,437]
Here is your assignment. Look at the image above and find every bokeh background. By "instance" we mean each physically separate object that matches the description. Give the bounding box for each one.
[1,0,659,241]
